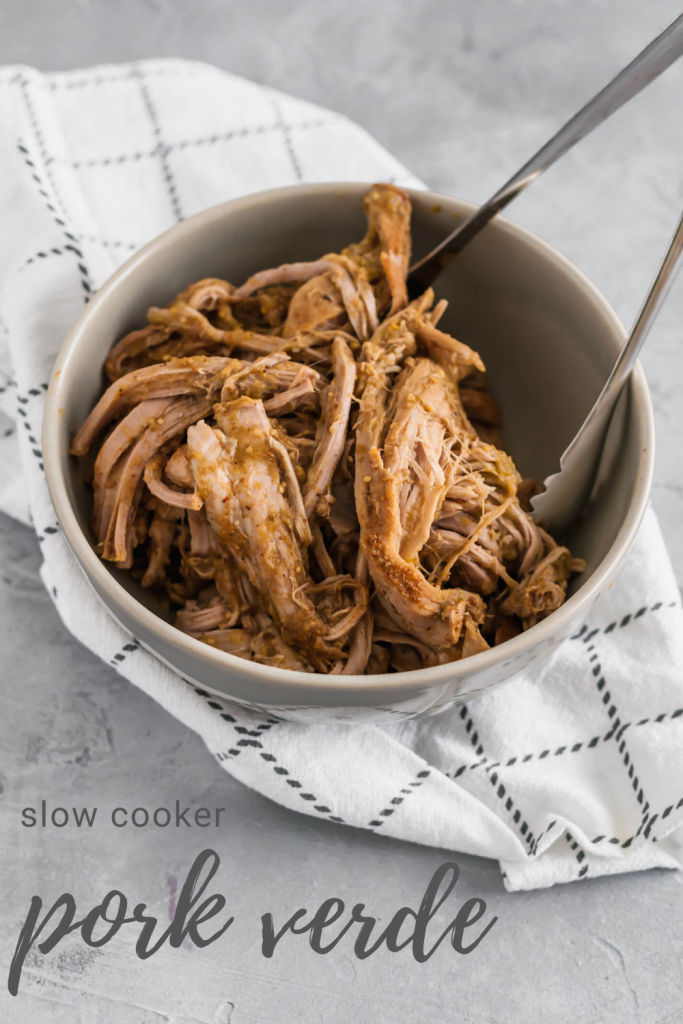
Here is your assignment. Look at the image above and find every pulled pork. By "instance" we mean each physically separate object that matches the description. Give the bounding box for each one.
[73,183,584,674]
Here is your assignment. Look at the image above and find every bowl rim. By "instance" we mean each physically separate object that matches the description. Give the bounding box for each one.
[42,181,656,695]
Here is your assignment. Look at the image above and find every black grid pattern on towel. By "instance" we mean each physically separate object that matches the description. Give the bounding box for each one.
[454,703,541,856]
[184,681,345,825]
[271,96,304,182]
[576,608,683,850]
[16,73,71,224]
[15,142,93,302]
[142,598,680,870]
[7,114,93,529]
[443,598,682,877]
[368,770,431,828]
[15,385,49,481]
[66,118,330,170]
[134,64,183,223]
[47,66,208,91]
[2,60,309,512]
[449,702,683,776]
[16,66,328,258]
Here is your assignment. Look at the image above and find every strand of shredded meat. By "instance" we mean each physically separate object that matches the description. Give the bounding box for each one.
[73,182,585,673]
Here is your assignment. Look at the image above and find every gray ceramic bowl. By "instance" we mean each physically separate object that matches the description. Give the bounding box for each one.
[43,183,654,723]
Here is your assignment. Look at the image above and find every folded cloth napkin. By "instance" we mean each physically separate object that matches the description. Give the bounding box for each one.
[1,58,682,891]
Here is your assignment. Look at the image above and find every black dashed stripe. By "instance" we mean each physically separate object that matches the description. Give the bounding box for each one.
[368,770,431,828]
[16,73,70,222]
[271,97,304,183]
[582,636,670,836]
[570,601,679,642]
[16,142,94,302]
[251,748,344,823]
[584,795,683,848]
[48,66,205,91]
[72,149,155,169]
[77,234,138,251]
[67,118,330,168]
[180,680,342,824]
[456,704,535,852]
[447,706,683,782]
[135,66,183,222]
[565,831,588,879]
[109,640,139,667]
[13,384,52,482]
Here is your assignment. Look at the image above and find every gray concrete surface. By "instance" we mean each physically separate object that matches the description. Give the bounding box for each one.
[1,1,683,1021]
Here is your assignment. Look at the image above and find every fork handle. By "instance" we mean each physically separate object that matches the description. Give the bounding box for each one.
[591,207,683,427]
[408,11,683,293]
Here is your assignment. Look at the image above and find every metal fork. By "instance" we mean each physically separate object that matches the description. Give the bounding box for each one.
[408,12,683,295]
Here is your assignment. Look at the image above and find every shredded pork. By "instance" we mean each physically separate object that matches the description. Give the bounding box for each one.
[73,184,585,674]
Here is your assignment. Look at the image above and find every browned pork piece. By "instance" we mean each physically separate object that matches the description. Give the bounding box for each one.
[230,260,336,300]
[303,336,356,520]
[383,358,466,563]
[74,353,326,563]
[177,277,239,326]
[144,305,295,364]
[219,351,323,413]
[141,507,178,588]
[104,325,173,381]
[343,183,412,315]
[500,534,585,628]
[226,183,413,342]
[90,398,172,535]
[336,552,373,675]
[230,259,371,339]
[74,351,322,461]
[354,297,487,656]
[282,266,354,338]
[102,395,215,565]
[164,445,194,488]
[107,307,334,380]
[103,278,237,379]
[71,356,235,457]
[352,281,585,656]
[143,452,203,511]
[426,431,582,633]
[176,591,235,634]
[186,400,366,671]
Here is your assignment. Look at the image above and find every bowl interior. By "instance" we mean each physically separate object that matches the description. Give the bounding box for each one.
[48,184,651,699]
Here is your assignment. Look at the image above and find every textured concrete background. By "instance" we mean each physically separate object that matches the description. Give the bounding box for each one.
[1,1,683,1021]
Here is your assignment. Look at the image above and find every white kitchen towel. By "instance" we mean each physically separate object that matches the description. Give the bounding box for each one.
[0,59,682,892]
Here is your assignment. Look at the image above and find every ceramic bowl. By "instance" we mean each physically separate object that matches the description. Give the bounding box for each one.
[43,183,654,723]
